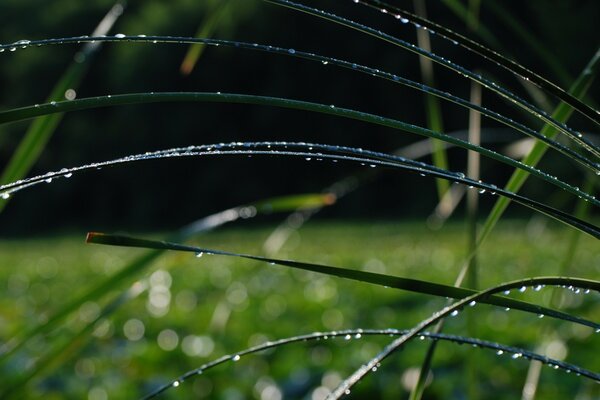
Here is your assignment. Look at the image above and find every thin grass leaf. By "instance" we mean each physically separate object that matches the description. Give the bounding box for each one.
[1,141,598,237]
[330,277,600,399]
[0,192,332,366]
[143,328,599,400]
[264,0,600,157]
[476,48,600,252]
[0,2,124,214]
[180,0,233,75]
[1,90,597,209]
[2,36,597,173]
[356,0,599,126]
[85,232,600,331]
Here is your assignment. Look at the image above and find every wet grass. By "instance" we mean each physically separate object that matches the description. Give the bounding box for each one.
[0,220,598,398]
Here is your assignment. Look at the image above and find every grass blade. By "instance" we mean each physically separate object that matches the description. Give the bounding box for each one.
[264,0,600,157]
[0,2,125,213]
[85,232,600,331]
[143,328,599,399]
[330,277,600,398]
[1,92,596,209]
[357,0,599,127]
[2,35,596,173]
[1,141,598,237]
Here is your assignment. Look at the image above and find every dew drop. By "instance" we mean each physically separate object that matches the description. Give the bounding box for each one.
[538,314,544,319]
[496,350,504,355]
[232,354,241,361]
[115,33,126,39]
[478,188,486,194]
[288,48,296,54]
[450,310,459,317]
[195,252,203,258]
[503,290,510,295]
[354,333,362,339]
[512,353,522,359]
[322,60,328,65]
[344,334,352,340]
[468,301,476,307]
[419,335,426,340]
[50,101,57,106]
[371,366,378,372]
[9,47,16,52]
[534,285,543,292]
[519,286,527,293]
[1,193,9,200]
[172,381,180,387]
[345,389,351,395]
[45,178,53,183]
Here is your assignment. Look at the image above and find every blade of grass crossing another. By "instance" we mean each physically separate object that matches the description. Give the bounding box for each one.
[0,2,125,214]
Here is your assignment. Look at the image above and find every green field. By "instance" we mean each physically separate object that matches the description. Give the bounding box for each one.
[1,220,598,399]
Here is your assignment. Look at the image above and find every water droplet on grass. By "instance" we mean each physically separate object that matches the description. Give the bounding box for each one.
[519,286,527,293]
[496,350,504,355]
[232,354,241,361]
[115,33,126,38]
[1,193,10,200]
[450,310,459,317]
[288,48,296,54]
[195,252,203,258]
[172,380,180,387]
[344,334,352,340]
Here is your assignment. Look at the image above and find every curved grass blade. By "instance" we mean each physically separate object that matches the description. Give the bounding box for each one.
[85,232,600,331]
[1,92,597,207]
[1,141,598,237]
[0,192,332,366]
[329,277,600,398]
[357,0,599,125]
[143,328,599,399]
[263,0,600,158]
[0,141,597,238]
[0,2,125,214]
[1,36,597,173]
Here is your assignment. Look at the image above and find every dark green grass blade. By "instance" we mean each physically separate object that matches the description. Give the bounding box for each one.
[1,92,596,208]
[264,0,600,157]
[2,36,596,173]
[349,0,600,127]
[86,232,600,331]
[0,193,332,366]
[0,2,124,214]
[1,141,597,237]
[143,328,599,399]
[330,277,600,398]
[477,50,600,250]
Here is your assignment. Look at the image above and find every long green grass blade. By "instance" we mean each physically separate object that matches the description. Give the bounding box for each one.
[331,276,600,398]
[0,2,124,214]
[2,35,596,173]
[1,92,596,209]
[180,0,233,75]
[264,0,600,157]
[85,232,600,331]
[0,193,332,366]
[1,141,597,237]
[143,328,599,399]
[477,50,600,249]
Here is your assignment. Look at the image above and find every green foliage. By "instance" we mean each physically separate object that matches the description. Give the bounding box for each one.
[0,1,598,399]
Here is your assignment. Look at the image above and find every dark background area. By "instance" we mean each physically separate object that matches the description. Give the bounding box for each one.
[0,0,598,235]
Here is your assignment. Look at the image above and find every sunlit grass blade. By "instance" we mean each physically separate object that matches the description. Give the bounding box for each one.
[1,92,597,209]
[357,0,599,126]
[0,192,332,367]
[143,328,599,400]
[330,277,600,398]
[1,141,597,237]
[2,36,596,173]
[180,0,233,75]
[264,0,600,157]
[0,2,124,214]
[476,49,600,251]
[86,232,600,330]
